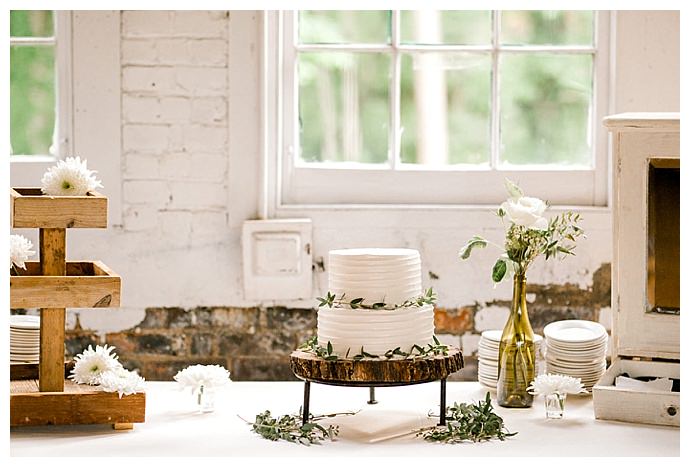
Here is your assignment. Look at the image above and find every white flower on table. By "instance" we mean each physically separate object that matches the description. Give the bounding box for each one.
[174,364,231,393]
[99,367,146,398]
[527,373,588,396]
[41,156,103,196]
[69,344,122,385]
[10,234,35,270]
[500,180,548,231]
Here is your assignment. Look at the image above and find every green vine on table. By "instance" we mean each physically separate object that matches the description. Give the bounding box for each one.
[298,335,449,361]
[243,410,357,446]
[317,287,437,310]
[417,392,517,444]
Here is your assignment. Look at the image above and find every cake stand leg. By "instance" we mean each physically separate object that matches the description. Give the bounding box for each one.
[367,386,378,405]
[302,381,311,426]
[439,378,447,426]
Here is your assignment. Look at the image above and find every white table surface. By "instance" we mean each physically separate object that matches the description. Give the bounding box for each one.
[10,381,679,457]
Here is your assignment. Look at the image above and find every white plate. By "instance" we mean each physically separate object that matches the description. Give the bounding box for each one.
[480,330,503,342]
[543,320,607,344]
[546,338,607,352]
[546,356,606,369]
[9,315,40,329]
[545,347,606,361]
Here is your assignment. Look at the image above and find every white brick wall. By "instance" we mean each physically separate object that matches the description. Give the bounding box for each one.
[120,10,229,253]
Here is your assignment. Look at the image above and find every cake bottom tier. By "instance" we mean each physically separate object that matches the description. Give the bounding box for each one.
[317,304,435,356]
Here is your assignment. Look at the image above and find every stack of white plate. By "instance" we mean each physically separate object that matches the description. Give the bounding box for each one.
[543,319,608,392]
[477,329,543,389]
[10,315,40,364]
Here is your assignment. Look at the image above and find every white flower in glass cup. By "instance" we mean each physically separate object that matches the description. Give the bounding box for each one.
[99,367,146,398]
[174,364,232,413]
[527,373,587,419]
[41,156,103,196]
[69,344,123,385]
[10,234,35,273]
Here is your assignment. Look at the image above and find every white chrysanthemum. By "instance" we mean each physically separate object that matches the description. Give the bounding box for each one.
[69,344,122,385]
[174,364,231,392]
[41,156,103,196]
[99,367,146,398]
[10,234,35,269]
[527,373,587,396]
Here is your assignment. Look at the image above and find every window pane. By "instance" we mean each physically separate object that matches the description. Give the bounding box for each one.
[299,11,391,44]
[400,53,490,165]
[10,10,53,37]
[500,54,593,166]
[400,11,491,45]
[10,45,56,156]
[298,52,390,164]
[501,11,593,45]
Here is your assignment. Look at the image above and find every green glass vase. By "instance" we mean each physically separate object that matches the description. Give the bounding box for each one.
[497,273,536,408]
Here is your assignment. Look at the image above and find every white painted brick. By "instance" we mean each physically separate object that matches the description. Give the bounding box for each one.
[124,153,160,179]
[122,11,173,37]
[474,305,510,332]
[123,66,177,94]
[598,306,612,331]
[123,124,171,153]
[168,181,226,210]
[121,39,157,65]
[123,95,161,123]
[435,333,460,348]
[159,153,226,182]
[190,210,228,244]
[186,39,227,66]
[123,205,159,232]
[175,67,227,96]
[123,180,170,206]
[158,210,192,246]
[172,11,227,38]
[461,332,481,355]
[181,125,227,152]
[159,97,192,122]
[191,97,226,124]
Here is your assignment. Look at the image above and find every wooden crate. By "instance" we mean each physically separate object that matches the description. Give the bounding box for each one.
[10,261,120,308]
[593,113,680,427]
[10,187,107,228]
[11,379,146,427]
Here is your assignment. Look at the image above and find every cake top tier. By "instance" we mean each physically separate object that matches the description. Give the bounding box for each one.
[328,248,422,305]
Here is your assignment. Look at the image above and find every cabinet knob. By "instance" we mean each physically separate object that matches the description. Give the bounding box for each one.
[666,406,678,416]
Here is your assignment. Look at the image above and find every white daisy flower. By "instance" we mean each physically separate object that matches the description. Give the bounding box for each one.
[174,364,231,393]
[527,373,587,396]
[10,234,35,270]
[41,156,103,196]
[69,344,122,385]
[99,367,146,398]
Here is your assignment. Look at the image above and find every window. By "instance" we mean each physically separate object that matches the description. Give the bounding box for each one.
[10,10,71,159]
[270,11,610,206]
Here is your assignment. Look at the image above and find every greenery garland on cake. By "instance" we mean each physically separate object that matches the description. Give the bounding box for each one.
[298,335,449,362]
[317,287,437,310]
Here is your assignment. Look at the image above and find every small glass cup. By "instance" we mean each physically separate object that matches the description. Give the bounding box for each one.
[544,392,567,419]
[196,385,216,413]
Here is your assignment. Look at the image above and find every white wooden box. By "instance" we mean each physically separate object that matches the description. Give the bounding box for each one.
[592,113,680,427]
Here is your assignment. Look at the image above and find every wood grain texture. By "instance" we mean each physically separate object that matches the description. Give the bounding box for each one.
[290,348,463,385]
[39,228,66,392]
[10,380,146,426]
[11,188,108,228]
[10,361,74,381]
[10,261,121,308]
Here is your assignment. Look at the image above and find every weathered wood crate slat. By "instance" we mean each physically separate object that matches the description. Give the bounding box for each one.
[10,261,121,308]
[10,188,107,228]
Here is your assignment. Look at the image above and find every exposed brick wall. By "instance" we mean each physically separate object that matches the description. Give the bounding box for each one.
[58,263,611,382]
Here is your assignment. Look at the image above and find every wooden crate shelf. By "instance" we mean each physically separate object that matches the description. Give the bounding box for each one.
[10,261,120,308]
[11,379,146,427]
[10,187,107,228]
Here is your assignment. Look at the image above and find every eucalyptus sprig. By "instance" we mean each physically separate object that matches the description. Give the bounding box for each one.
[316,288,437,310]
[245,410,356,446]
[418,392,516,443]
[298,335,449,361]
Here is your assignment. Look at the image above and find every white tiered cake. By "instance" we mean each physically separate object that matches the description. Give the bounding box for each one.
[317,248,435,355]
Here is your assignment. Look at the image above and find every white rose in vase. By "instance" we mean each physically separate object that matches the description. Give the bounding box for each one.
[500,196,548,231]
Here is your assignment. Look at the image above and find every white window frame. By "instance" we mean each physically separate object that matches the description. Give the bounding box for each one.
[9,10,72,179]
[10,11,123,227]
[265,10,611,209]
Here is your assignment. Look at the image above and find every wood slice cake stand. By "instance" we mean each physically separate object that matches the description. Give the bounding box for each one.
[290,347,463,426]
